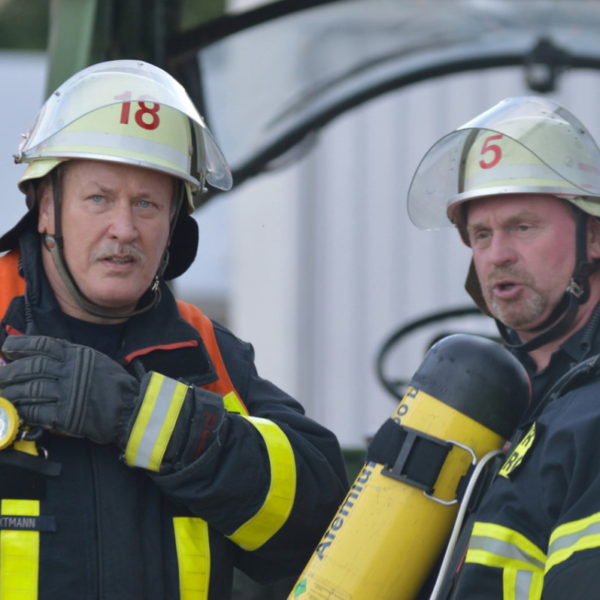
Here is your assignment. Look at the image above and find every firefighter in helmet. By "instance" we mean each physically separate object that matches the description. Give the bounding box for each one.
[0,60,347,599]
[408,96,600,598]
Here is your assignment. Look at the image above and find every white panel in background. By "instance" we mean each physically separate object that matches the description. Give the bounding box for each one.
[0,52,47,231]
[231,66,600,448]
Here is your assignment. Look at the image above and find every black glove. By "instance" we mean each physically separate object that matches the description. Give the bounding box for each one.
[0,335,225,472]
[0,335,138,445]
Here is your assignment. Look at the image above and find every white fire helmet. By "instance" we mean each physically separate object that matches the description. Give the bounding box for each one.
[14,59,232,209]
[407,96,600,231]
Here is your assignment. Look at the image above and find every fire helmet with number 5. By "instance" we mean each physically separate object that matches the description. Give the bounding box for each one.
[2,59,232,318]
[407,96,600,351]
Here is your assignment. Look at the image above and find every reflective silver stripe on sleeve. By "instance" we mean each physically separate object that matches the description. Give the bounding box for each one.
[547,512,600,573]
[125,373,188,471]
[468,534,545,571]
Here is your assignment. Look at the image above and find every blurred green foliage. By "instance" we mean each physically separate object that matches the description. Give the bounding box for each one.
[180,0,225,30]
[0,0,225,52]
[0,0,49,50]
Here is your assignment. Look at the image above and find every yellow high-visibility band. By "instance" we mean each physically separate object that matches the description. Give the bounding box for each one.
[547,511,600,573]
[125,372,188,471]
[174,517,210,600]
[502,567,543,600]
[466,522,545,600]
[222,391,249,416]
[227,417,296,551]
[0,499,40,600]
[467,522,546,568]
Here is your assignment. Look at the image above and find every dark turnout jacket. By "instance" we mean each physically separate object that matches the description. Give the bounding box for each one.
[0,231,348,599]
[450,306,600,599]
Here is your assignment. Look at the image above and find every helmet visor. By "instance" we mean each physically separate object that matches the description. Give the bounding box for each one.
[16,60,232,192]
[407,96,600,229]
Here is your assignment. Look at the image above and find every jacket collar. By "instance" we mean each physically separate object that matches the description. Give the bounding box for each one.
[7,229,218,386]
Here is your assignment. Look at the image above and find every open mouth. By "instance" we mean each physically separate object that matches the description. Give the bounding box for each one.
[491,279,524,299]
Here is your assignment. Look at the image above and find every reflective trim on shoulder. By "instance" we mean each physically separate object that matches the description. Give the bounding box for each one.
[466,522,545,599]
[173,516,210,600]
[125,372,188,471]
[0,499,40,600]
[227,417,296,551]
[223,390,249,416]
[547,511,600,574]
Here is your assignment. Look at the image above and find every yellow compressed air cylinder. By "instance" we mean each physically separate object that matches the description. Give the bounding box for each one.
[290,334,530,600]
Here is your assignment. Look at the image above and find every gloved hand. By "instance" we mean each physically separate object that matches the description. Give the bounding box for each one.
[0,335,139,445]
[0,335,225,472]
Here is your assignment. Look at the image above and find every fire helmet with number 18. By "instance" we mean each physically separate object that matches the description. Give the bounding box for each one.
[4,59,232,319]
[407,96,600,351]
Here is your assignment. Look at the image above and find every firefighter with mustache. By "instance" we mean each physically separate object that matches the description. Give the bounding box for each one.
[0,60,348,599]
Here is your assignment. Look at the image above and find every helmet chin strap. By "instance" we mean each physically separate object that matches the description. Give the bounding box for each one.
[44,167,183,321]
[496,290,581,353]
[497,210,599,353]
[42,233,163,320]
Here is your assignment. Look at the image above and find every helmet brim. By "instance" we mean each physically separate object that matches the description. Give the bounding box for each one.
[18,158,63,193]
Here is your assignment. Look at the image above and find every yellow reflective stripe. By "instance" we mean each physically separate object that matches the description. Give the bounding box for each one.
[503,570,518,600]
[227,417,296,551]
[547,511,600,573]
[0,499,40,600]
[173,517,210,600]
[223,391,249,416]
[466,547,544,573]
[466,522,545,600]
[125,373,188,471]
[502,568,543,600]
[467,522,546,568]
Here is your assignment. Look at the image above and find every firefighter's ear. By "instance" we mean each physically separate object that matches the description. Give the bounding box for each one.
[37,179,55,235]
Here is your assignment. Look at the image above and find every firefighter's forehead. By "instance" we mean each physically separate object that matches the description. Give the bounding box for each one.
[465,194,572,224]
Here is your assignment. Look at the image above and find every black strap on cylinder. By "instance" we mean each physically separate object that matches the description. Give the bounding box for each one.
[367,419,452,494]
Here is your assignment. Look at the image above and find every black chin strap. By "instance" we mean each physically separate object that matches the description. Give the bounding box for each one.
[42,233,162,320]
[498,211,599,353]
[496,292,581,353]
[43,167,183,321]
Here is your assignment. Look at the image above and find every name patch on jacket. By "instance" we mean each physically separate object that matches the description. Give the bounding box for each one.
[498,423,536,479]
[0,514,56,531]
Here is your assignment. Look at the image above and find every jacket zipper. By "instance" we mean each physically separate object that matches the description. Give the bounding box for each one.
[88,442,104,598]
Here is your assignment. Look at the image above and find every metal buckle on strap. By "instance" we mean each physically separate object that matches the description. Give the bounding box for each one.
[423,440,477,506]
[380,429,477,506]
[567,278,585,298]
